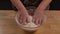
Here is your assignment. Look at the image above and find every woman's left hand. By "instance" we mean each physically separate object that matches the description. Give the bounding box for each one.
[32,10,44,25]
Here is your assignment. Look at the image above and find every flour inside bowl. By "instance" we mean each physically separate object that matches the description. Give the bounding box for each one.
[15,14,47,32]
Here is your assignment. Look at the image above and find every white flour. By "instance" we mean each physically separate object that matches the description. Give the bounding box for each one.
[15,15,47,31]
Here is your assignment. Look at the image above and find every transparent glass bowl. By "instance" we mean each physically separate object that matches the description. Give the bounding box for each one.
[15,14,47,32]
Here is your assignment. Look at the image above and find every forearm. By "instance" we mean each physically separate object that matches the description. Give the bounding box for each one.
[10,0,27,13]
[36,0,52,12]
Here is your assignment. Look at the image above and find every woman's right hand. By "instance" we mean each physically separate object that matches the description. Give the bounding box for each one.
[18,10,29,25]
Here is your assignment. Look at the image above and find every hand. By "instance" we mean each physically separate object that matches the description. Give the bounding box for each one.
[18,10,29,25]
[32,10,44,25]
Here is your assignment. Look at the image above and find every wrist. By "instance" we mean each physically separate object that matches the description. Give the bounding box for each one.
[18,9,28,15]
[35,9,44,14]
[34,10,44,17]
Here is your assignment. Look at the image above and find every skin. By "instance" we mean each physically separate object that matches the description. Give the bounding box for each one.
[10,0,52,25]
[33,0,52,24]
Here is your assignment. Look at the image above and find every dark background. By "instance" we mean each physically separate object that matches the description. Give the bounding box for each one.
[0,0,60,10]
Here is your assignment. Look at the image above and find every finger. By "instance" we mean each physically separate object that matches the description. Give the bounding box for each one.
[19,19,22,24]
[19,16,23,24]
[40,19,43,25]
[35,18,39,25]
[33,16,39,25]
[26,17,30,23]
[32,16,35,23]
[38,18,42,25]
[22,17,27,25]
[32,18,35,24]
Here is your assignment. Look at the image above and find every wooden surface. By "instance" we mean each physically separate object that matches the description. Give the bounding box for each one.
[0,10,60,34]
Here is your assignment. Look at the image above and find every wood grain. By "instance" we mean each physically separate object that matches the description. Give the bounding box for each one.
[0,10,60,34]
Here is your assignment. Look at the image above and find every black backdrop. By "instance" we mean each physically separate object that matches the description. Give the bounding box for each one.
[0,0,60,10]
[0,0,13,10]
[50,0,60,10]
